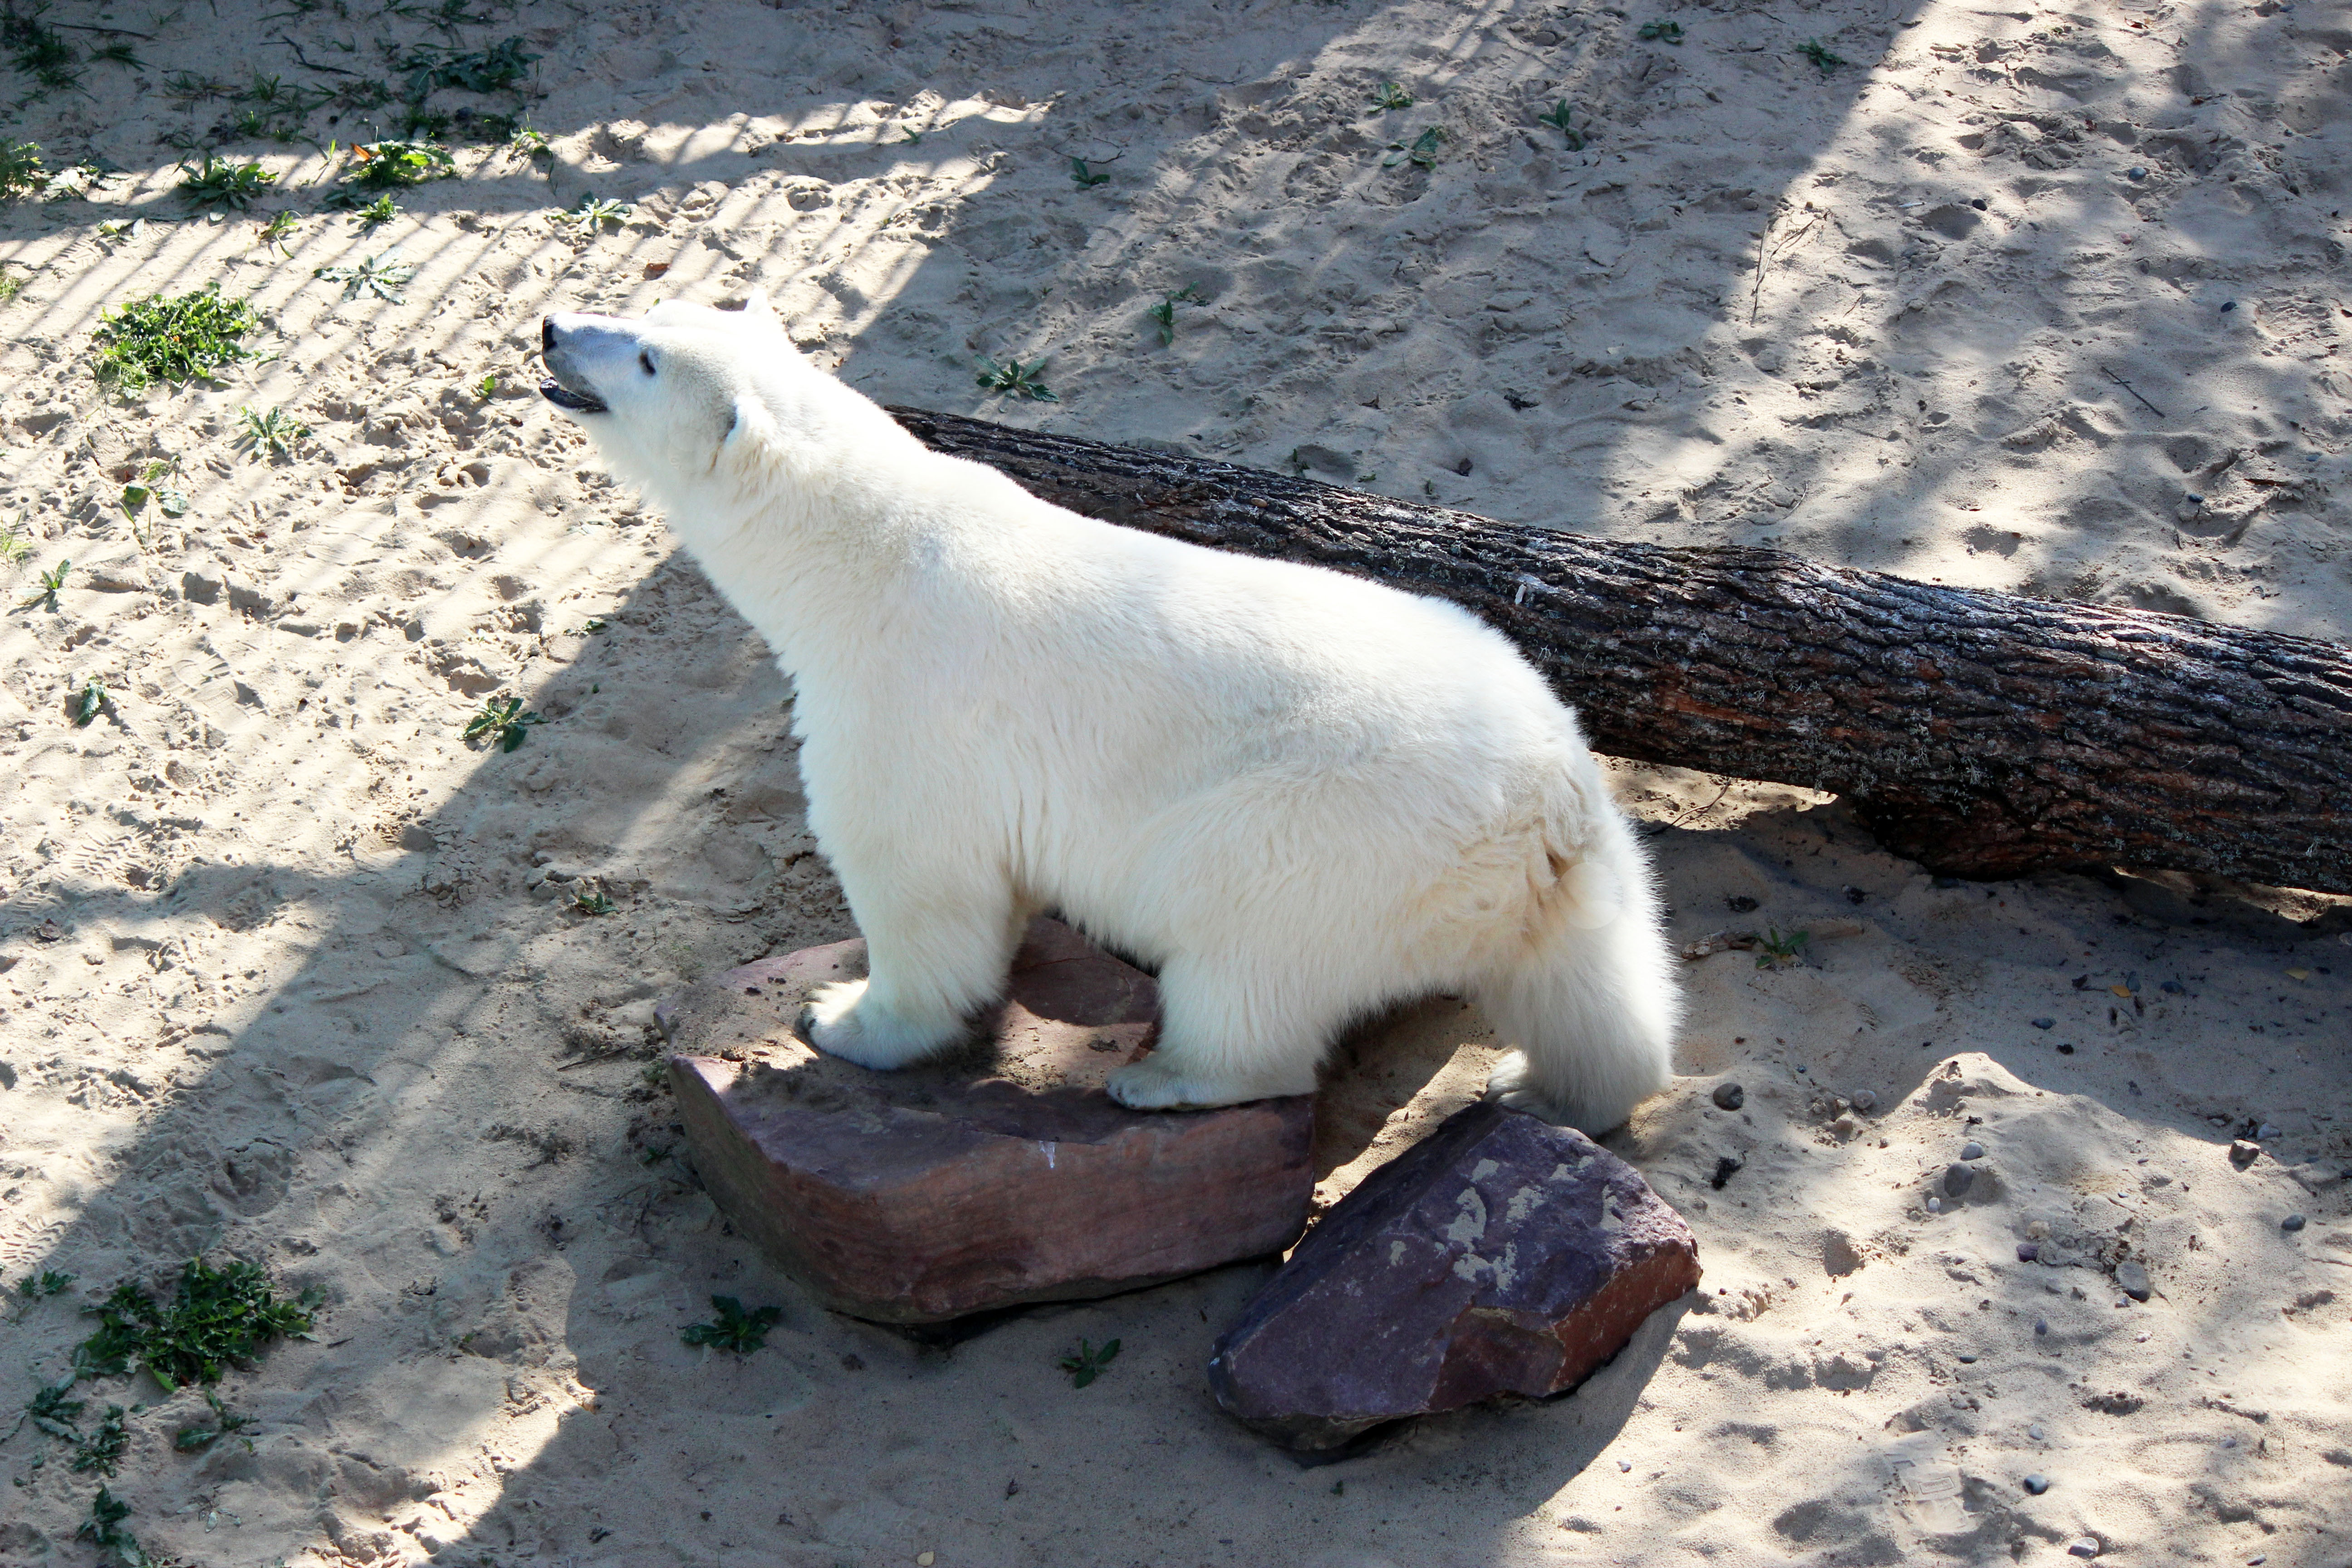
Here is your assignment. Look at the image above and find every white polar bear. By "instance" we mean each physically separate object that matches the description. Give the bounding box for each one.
[539,296,1680,1131]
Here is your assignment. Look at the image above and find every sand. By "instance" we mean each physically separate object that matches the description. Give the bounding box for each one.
[1,0,2348,1564]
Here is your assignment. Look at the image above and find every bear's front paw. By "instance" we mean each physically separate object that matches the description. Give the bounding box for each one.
[800,980,960,1070]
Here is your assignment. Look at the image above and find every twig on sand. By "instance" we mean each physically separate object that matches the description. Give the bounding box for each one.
[2101,365,2166,419]
[1748,203,1824,325]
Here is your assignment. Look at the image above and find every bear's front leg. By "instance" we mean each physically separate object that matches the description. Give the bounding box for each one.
[800,870,1023,1071]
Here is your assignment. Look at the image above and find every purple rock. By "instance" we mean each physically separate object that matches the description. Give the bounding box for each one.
[2018,1242,2041,1262]
[1207,1101,1702,1451]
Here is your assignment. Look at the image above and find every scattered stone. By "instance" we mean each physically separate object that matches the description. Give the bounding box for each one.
[2034,1317,2049,1336]
[1710,1155,1742,1189]
[2128,166,2147,180]
[2115,1261,2151,1301]
[2282,1214,2306,1233]
[2031,1018,2054,1029]
[1851,1089,1878,1113]
[2083,1390,2145,1415]
[1712,1082,1745,1111]
[2023,1473,2050,1495]
[1960,1142,1985,1161]
[2018,1242,2041,1262]
[2256,1122,2281,1141]
[1942,1163,1976,1197]
[663,918,1315,1323]
[2068,1537,2101,1558]
[2230,1139,2262,1169]
[1205,1102,1703,1452]
[2030,1423,2047,1441]
[1926,1195,1944,1213]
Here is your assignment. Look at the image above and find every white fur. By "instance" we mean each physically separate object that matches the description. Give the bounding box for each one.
[539,296,1681,1131]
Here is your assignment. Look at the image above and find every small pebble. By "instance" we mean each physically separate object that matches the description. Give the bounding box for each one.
[2034,1318,2049,1336]
[1955,1352,1977,1363]
[2230,1139,2261,1167]
[2220,300,2237,312]
[2056,1044,2075,1054]
[1793,1063,1808,1075]
[2127,166,2147,180]
[2027,1220,2051,1240]
[917,1555,935,1568]
[2030,1017,2054,1029]
[1961,1142,1985,1161]
[1713,1082,1746,1111]
[1926,1195,1944,1213]
[2017,1242,2041,1262]
[1617,1458,1632,1472]
[1971,196,1989,210]
[2282,1214,2306,1232]
[2029,1424,2046,1441]
[2069,1537,2101,1558]
[1943,1163,1975,1198]
[2023,1473,2049,1495]
[2257,1123,2281,1141]
[1851,1089,1878,1112]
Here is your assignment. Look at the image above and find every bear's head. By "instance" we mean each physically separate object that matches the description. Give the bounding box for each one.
[539,293,896,517]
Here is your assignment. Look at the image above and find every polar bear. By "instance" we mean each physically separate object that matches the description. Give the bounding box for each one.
[539,295,1680,1131]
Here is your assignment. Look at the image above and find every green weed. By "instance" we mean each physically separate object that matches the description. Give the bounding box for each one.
[463,693,544,752]
[1367,81,1413,112]
[177,154,277,211]
[326,138,453,201]
[172,1391,255,1453]
[0,264,24,303]
[681,1295,781,1353]
[89,40,143,69]
[1754,926,1811,969]
[1068,156,1111,187]
[1797,39,1848,73]
[74,1256,320,1392]
[1383,125,1446,171]
[1058,1337,1120,1387]
[16,557,68,611]
[78,1484,153,1568]
[397,35,539,100]
[506,124,550,165]
[16,1268,75,1299]
[93,285,262,392]
[121,458,190,524]
[348,191,398,230]
[474,372,499,400]
[974,353,1058,402]
[564,195,633,229]
[161,70,228,103]
[257,209,300,255]
[570,881,617,916]
[313,250,416,303]
[1638,20,1684,44]
[23,1379,83,1439]
[1147,284,1204,347]
[1538,100,1591,148]
[70,1404,127,1475]
[0,520,32,565]
[0,139,46,201]
[70,679,105,727]
[238,405,310,460]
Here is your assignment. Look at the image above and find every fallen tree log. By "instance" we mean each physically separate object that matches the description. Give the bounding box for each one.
[888,407,2352,897]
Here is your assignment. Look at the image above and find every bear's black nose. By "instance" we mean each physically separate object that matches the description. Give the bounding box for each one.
[541,317,557,354]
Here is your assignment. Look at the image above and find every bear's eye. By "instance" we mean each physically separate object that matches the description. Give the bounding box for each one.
[638,350,656,375]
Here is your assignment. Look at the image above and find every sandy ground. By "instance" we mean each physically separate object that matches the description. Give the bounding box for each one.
[2,0,2350,1565]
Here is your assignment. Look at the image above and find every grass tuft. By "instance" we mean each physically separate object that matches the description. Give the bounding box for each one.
[463,693,545,752]
[313,250,416,303]
[0,139,44,201]
[1797,38,1848,73]
[238,405,310,460]
[1058,1337,1121,1387]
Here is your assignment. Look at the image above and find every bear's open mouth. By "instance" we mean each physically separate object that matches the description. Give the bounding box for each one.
[539,376,608,415]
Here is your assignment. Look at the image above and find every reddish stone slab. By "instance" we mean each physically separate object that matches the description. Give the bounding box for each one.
[661,917,1316,1324]
[1207,1100,1701,1451]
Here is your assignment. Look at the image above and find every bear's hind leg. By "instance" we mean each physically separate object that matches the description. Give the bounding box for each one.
[804,876,1025,1071]
[1106,953,1331,1110]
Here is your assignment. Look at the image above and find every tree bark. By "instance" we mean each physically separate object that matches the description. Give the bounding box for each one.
[887,406,2352,897]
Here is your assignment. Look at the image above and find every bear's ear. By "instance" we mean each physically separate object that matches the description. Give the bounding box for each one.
[719,390,773,460]
[740,287,785,333]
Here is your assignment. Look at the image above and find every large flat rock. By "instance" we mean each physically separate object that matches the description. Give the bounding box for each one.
[1207,1100,1701,1451]
[661,918,1316,1324]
